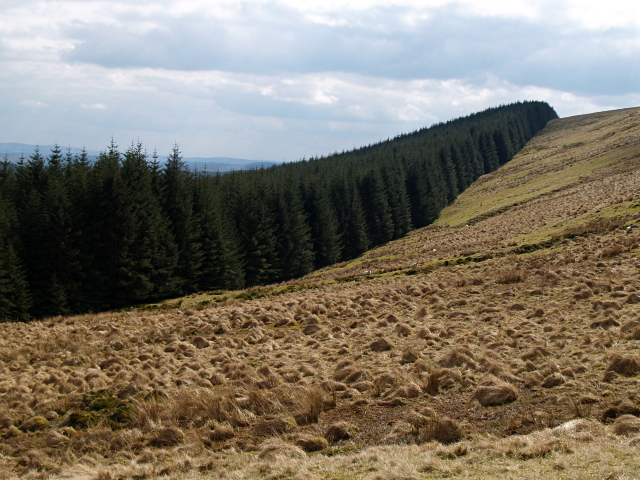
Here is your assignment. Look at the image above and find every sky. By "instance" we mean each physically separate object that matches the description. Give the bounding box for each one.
[1,0,639,161]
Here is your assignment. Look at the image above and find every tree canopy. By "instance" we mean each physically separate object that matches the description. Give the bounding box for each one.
[0,101,558,320]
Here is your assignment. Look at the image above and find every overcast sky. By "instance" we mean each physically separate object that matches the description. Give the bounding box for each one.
[1,0,639,160]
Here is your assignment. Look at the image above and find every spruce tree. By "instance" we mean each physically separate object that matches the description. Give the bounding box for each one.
[0,182,31,321]
[359,167,394,246]
[303,181,341,268]
[163,144,202,293]
[272,182,314,280]
[194,174,245,290]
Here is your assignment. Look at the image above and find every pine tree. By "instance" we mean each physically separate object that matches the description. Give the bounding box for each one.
[331,172,369,260]
[479,131,500,173]
[382,165,412,239]
[0,183,31,321]
[272,182,314,280]
[84,140,125,309]
[194,174,245,290]
[336,180,369,260]
[359,167,394,246]
[163,144,202,293]
[303,181,341,268]
[119,142,179,303]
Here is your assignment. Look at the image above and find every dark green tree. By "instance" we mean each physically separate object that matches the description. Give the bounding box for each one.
[163,144,202,293]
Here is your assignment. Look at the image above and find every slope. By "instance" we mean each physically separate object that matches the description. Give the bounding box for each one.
[1,106,640,479]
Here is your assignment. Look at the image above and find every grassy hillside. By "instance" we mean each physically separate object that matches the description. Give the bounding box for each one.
[1,106,640,479]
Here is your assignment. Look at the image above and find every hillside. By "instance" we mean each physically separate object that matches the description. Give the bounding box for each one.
[1,106,640,479]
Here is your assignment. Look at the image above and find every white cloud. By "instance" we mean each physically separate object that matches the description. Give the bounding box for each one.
[563,0,640,30]
[0,0,638,159]
[19,99,48,108]
[81,103,107,109]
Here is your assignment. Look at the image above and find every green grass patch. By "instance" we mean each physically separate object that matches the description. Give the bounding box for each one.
[436,135,635,227]
[67,389,131,430]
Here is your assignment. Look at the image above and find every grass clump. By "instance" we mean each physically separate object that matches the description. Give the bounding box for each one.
[67,389,131,430]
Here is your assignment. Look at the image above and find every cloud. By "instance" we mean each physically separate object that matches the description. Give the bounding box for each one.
[3,56,636,160]
[0,0,638,159]
[54,2,640,97]
[81,103,107,109]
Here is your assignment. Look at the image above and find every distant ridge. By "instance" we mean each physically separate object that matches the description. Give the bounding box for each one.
[182,158,279,173]
[0,143,279,172]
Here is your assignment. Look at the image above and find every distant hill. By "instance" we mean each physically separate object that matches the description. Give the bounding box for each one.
[181,158,279,173]
[0,143,278,172]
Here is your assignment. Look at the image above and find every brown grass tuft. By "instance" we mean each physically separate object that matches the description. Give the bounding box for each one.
[324,422,355,444]
[258,440,307,459]
[292,386,324,425]
[601,244,626,258]
[208,423,235,441]
[419,416,462,444]
[496,270,526,284]
[148,426,184,447]
[369,337,393,351]
[471,384,518,407]
[295,434,329,452]
[612,415,640,436]
[606,355,640,377]
[254,415,296,436]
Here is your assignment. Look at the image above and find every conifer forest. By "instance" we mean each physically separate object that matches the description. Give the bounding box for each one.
[0,101,558,320]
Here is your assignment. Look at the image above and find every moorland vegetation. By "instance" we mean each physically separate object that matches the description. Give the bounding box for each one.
[1,105,640,479]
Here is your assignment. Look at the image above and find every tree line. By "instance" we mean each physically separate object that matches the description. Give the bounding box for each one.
[0,101,558,320]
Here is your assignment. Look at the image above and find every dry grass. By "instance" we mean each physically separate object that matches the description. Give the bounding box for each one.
[2,106,640,479]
